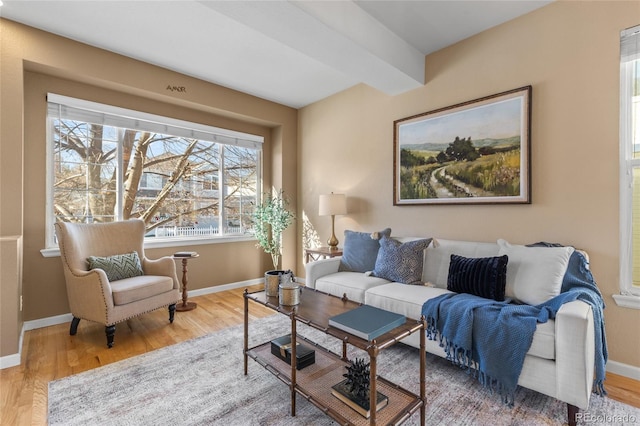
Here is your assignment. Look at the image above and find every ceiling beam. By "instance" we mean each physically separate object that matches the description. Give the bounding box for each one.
[199,0,425,96]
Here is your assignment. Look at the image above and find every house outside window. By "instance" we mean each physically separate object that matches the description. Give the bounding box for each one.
[618,25,640,308]
[46,94,263,249]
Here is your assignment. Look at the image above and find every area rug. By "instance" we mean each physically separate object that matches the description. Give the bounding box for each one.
[49,315,639,425]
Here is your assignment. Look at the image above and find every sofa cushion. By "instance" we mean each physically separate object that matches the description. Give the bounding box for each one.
[315,271,390,303]
[423,239,500,288]
[447,254,508,301]
[338,228,391,273]
[373,237,432,285]
[87,251,144,282]
[365,282,555,360]
[498,239,574,305]
[365,282,453,320]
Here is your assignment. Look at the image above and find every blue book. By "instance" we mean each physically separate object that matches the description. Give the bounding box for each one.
[328,305,406,341]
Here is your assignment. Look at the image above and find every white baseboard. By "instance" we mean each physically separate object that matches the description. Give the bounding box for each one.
[188,278,263,297]
[0,278,268,369]
[24,313,74,331]
[188,277,305,297]
[0,353,21,369]
[18,279,267,332]
[0,326,24,369]
[7,275,637,384]
[606,360,640,381]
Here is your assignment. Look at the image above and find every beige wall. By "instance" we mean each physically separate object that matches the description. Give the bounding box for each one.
[299,1,640,367]
[2,0,640,371]
[0,19,298,357]
[0,237,22,356]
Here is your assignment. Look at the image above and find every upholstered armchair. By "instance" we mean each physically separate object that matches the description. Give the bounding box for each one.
[55,219,180,348]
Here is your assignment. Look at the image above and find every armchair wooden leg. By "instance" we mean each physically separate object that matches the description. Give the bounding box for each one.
[70,317,81,335]
[105,325,116,348]
[567,403,578,426]
[168,303,176,323]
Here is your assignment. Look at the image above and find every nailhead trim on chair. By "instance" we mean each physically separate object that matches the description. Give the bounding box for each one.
[74,301,180,327]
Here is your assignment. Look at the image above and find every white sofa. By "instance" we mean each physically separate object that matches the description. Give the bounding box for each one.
[305,237,596,425]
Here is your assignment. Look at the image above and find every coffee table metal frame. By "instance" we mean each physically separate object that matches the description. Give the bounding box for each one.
[243,287,426,425]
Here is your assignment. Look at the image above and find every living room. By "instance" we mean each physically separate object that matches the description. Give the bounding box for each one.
[1,0,639,424]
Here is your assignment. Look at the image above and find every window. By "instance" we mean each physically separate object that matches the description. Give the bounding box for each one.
[46,94,262,248]
[618,25,640,306]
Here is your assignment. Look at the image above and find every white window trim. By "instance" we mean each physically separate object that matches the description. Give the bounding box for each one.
[613,293,640,309]
[40,234,257,258]
[617,25,640,309]
[43,94,263,253]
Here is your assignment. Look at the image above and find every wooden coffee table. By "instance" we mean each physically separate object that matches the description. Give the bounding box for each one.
[243,287,426,425]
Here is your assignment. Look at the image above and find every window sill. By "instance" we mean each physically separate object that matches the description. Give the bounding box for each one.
[612,293,640,310]
[40,235,256,258]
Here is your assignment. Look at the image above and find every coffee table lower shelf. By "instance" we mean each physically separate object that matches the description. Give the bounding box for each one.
[246,336,423,426]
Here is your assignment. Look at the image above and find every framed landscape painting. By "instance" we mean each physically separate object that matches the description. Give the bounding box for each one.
[393,86,531,205]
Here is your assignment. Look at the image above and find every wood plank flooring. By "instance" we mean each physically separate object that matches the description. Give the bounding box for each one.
[1,285,638,425]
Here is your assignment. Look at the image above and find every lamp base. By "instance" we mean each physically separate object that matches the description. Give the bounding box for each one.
[327,239,339,250]
[328,215,339,249]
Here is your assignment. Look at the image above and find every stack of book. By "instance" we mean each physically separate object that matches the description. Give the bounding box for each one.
[173,251,198,257]
[328,304,406,341]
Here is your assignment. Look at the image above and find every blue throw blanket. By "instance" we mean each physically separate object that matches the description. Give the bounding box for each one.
[421,250,607,405]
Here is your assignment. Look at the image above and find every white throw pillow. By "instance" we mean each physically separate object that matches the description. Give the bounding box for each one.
[423,238,500,288]
[497,239,574,305]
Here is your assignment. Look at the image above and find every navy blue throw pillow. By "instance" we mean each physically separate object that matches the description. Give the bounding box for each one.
[447,254,508,301]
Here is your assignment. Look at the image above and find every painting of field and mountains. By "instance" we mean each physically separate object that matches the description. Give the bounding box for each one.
[393,86,531,205]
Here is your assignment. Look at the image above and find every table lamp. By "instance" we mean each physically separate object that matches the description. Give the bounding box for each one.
[318,192,347,250]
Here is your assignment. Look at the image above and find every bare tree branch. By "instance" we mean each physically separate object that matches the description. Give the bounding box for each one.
[139,138,199,224]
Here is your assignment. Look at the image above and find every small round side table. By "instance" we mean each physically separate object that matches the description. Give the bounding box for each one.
[172,252,199,312]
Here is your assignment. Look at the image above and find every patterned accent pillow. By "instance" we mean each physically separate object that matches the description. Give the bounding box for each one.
[87,252,144,282]
[338,228,392,273]
[447,254,509,301]
[373,236,432,285]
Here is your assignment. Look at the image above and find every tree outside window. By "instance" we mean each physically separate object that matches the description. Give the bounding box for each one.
[48,96,261,246]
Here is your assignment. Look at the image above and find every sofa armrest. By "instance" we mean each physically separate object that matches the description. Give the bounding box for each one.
[304,257,341,289]
[555,300,595,410]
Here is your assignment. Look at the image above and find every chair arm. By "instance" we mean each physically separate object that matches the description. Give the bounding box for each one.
[143,256,180,290]
[555,300,595,410]
[63,268,114,323]
[304,257,341,289]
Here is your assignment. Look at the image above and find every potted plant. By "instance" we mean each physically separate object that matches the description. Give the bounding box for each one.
[252,189,295,296]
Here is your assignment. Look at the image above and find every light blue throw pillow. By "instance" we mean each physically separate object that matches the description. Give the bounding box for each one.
[373,236,432,285]
[87,252,144,282]
[338,228,392,273]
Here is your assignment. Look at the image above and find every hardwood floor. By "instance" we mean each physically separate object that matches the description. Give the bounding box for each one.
[2,285,638,425]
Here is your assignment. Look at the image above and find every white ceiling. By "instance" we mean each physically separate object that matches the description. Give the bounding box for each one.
[0,0,552,108]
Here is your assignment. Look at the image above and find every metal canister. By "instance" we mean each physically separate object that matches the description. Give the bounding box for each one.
[279,283,301,306]
[264,270,281,297]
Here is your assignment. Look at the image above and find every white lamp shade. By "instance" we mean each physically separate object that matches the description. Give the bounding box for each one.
[319,193,347,216]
